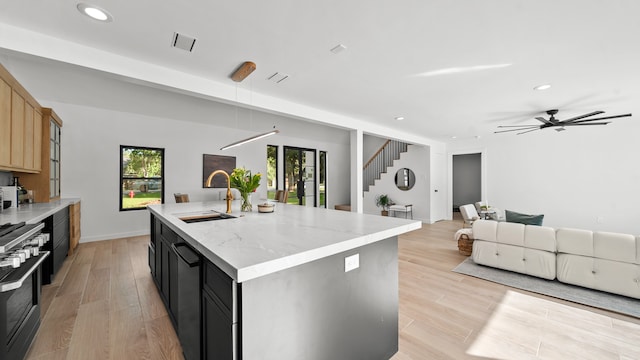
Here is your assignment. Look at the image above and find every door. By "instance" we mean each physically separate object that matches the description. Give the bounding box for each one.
[432,152,447,221]
[452,153,482,211]
[284,147,316,206]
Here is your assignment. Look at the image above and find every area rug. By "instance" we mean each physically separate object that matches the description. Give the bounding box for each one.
[452,257,640,318]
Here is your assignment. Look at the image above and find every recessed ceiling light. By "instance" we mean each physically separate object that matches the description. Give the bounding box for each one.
[451,136,457,139]
[394,116,404,121]
[534,84,551,91]
[77,3,113,22]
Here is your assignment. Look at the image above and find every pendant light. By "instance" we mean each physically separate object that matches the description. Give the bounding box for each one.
[220,61,279,150]
[220,128,280,150]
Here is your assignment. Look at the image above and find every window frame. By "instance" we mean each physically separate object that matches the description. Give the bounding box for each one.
[267,144,278,200]
[120,145,165,211]
[319,150,327,208]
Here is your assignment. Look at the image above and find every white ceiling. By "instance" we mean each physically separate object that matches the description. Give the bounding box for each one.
[0,0,638,142]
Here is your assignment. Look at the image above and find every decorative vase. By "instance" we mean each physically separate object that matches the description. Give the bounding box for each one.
[240,192,252,212]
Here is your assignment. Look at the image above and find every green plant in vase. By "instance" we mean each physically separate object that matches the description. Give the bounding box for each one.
[230,167,261,212]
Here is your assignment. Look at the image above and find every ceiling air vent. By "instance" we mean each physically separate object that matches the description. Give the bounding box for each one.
[172,32,196,52]
[267,72,290,84]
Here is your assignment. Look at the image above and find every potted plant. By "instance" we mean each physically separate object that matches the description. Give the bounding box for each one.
[375,194,392,216]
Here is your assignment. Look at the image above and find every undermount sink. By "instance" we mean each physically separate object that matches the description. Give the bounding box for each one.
[176,210,237,223]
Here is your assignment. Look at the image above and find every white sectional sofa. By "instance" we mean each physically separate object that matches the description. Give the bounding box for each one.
[471,220,640,299]
[556,228,640,299]
[472,220,557,280]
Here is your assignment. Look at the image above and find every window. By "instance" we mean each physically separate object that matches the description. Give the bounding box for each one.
[120,145,164,211]
[319,151,326,208]
[50,120,61,198]
[267,145,278,200]
[284,146,316,206]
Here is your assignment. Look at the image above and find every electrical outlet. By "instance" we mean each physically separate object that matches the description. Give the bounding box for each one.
[345,254,359,272]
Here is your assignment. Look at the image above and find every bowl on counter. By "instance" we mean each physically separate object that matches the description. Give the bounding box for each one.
[257,203,275,213]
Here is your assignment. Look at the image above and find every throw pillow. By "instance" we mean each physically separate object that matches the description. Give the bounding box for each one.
[505,209,544,226]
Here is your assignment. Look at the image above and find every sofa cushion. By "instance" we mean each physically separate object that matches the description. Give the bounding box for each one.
[497,221,525,246]
[524,225,557,252]
[556,228,593,257]
[557,253,640,299]
[472,220,497,242]
[505,209,544,226]
[472,241,556,280]
[594,231,637,264]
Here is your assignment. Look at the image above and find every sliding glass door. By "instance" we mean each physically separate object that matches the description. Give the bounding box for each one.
[266,145,278,200]
[319,151,326,208]
[284,146,316,206]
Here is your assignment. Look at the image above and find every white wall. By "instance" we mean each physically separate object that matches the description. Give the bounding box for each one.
[363,145,430,222]
[51,102,350,242]
[447,122,640,234]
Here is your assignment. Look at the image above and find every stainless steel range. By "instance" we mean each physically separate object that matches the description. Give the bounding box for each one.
[0,221,50,360]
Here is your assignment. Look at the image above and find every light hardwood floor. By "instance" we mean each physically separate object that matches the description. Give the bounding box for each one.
[25,218,640,360]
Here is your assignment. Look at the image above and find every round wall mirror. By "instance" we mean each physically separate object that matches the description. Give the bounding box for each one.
[394,168,416,191]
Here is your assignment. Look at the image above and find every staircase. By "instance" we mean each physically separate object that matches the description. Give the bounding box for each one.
[363,140,409,192]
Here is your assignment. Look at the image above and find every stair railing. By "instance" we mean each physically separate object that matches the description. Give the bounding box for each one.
[363,140,408,192]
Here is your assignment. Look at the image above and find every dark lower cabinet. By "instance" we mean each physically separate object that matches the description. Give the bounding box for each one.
[150,215,239,360]
[202,255,237,360]
[174,243,201,360]
[42,206,69,284]
[155,219,179,327]
[202,290,234,360]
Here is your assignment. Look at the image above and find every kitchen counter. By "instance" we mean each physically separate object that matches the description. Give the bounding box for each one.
[148,201,421,283]
[149,200,422,359]
[0,198,80,224]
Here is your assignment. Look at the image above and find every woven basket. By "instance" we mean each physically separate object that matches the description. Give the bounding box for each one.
[457,234,474,256]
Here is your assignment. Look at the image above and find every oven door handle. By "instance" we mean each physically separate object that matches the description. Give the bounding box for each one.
[0,251,50,292]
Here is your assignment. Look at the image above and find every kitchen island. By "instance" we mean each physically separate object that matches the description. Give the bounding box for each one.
[148,201,421,360]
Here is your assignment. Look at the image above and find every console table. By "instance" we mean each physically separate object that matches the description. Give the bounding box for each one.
[389,204,413,219]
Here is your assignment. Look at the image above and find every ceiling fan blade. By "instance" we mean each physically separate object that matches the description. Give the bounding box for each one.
[561,111,605,123]
[517,128,540,135]
[494,126,540,134]
[570,113,632,123]
[562,122,610,126]
[535,117,552,124]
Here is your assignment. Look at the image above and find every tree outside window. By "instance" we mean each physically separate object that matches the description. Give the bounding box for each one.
[120,145,165,211]
[267,145,278,200]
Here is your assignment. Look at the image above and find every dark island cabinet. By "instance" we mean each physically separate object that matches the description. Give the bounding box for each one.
[149,215,179,325]
[149,214,237,360]
[202,258,237,360]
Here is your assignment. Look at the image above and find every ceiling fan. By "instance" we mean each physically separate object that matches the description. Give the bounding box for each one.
[495,109,632,135]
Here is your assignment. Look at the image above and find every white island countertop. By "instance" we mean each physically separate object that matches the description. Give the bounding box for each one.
[148,201,421,283]
[0,198,80,224]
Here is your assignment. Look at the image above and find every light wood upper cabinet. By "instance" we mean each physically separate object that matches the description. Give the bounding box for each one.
[33,107,42,170]
[23,100,35,169]
[0,78,10,166]
[10,90,25,168]
[0,62,43,173]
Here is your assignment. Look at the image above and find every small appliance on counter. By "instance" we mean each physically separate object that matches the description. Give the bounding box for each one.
[0,187,17,209]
